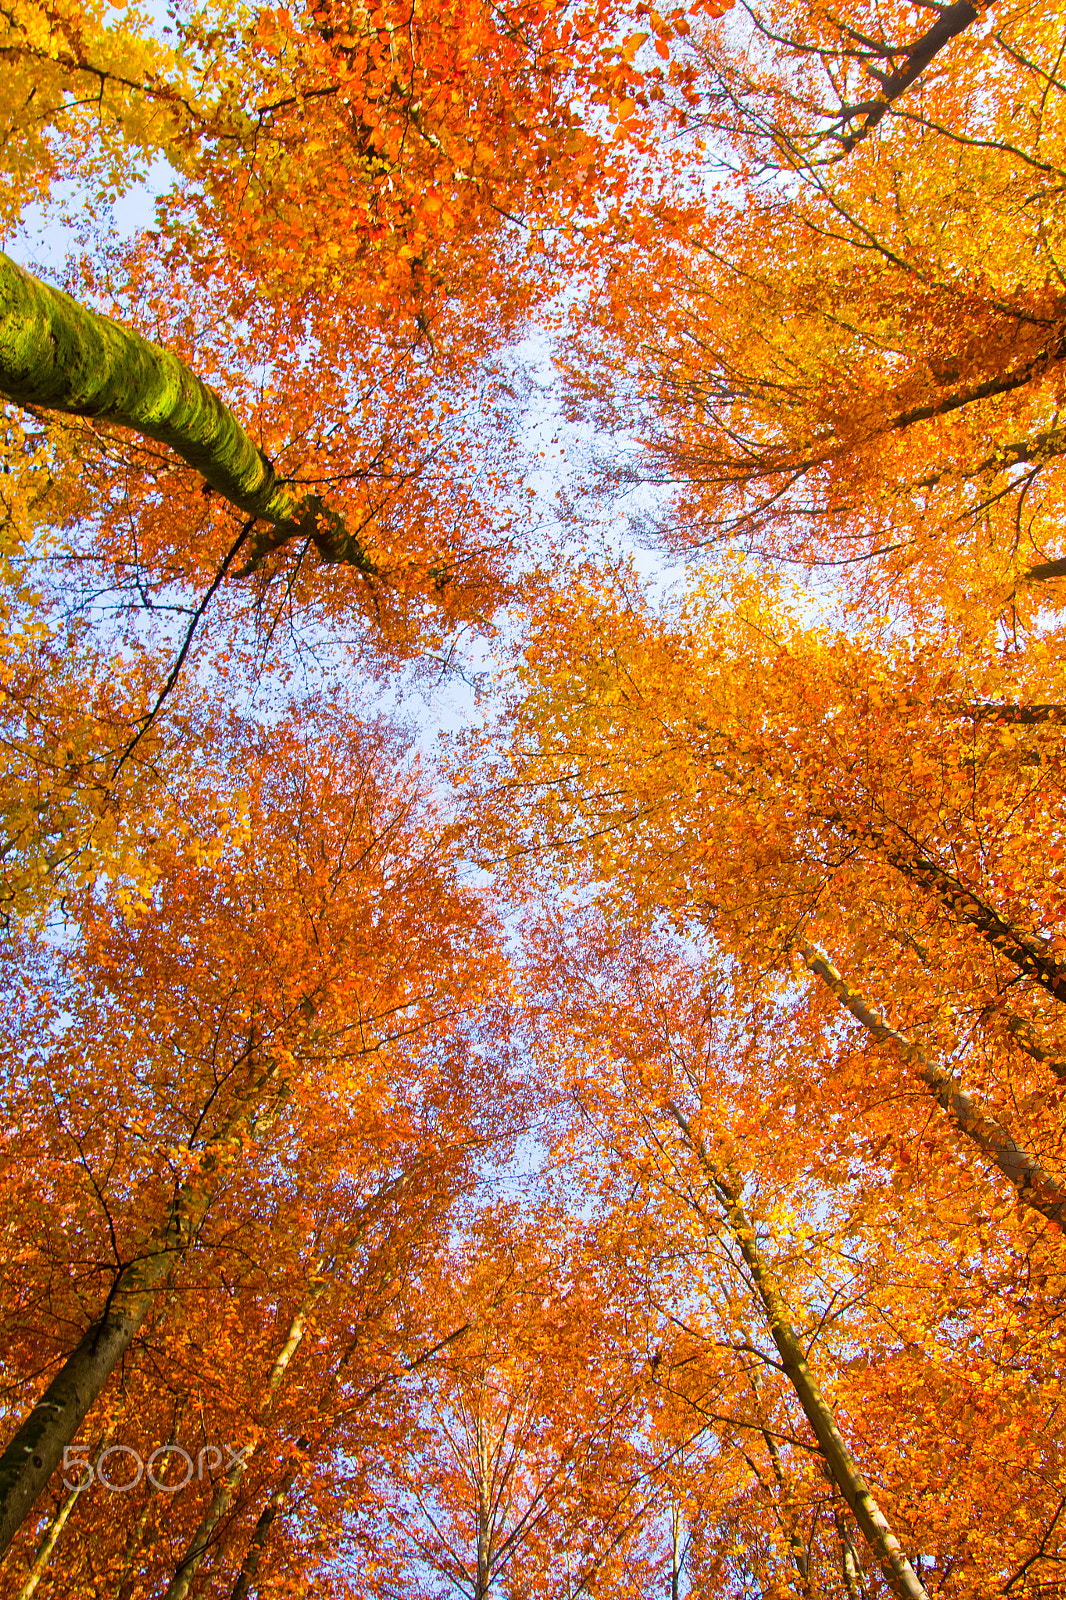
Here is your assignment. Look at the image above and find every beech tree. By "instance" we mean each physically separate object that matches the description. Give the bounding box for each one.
[348,1208,667,1600]
[518,907,1066,1596]
[461,535,1066,1588]
[563,0,1066,620]
[474,565,1066,1224]
[0,697,514,1587]
[5,0,1066,1585]
[0,0,688,915]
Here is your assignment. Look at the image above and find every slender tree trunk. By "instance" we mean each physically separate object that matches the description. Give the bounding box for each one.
[747,1378,811,1596]
[666,1102,930,1600]
[474,1423,493,1600]
[0,1057,281,1562]
[14,1427,112,1600]
[114,1411,186,1600]
[670,1499,682,1600]
[228,1321,471,1598]
[229,1470,295,1600]
[825,818,1066,1004]
[799,943,1066,1229]
[741,1444,811,1596]
[0,251,374,574]
[163,1288,320,1600]
[836,1510,867,1600]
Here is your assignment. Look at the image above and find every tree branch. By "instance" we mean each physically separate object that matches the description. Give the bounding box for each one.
[0,251,378,576]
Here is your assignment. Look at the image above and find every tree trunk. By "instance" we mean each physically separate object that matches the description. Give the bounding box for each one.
[474,1421,494,1600]
[13,1427,112,1600]
[227,1321,470,1598]
[0,251,374,574]
[666,1103,930,1600]
[0,1057,281,1562]
[836,1510,867,1600]
[670,1499,683,1600]
[826,819,1066,1005]
[229,1469,295,1600]
[163,1289,319,1600]
[799,943,1066,1229]
[114,1412,186,1600]
[747,1378,811,1596]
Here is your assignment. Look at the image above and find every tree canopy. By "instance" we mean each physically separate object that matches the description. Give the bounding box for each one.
[2,0,1066,1595]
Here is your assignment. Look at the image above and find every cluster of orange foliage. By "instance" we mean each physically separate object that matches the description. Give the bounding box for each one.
[2,0,1066,1594]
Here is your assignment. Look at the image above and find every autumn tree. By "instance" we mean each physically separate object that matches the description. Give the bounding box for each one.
[517,905,1066,1597]
[8,0,1066,1592]
[459,549,1066,1589]
[0,694,516,1590]
[0,0,702,922]
[563,0,1066,624]
[475,564,1066,1220]
[347,1204,668,1600]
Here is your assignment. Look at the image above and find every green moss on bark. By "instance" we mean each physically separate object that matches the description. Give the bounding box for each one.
[0,250,302,526]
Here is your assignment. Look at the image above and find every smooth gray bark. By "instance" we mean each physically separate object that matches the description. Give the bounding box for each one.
[667,1102,930,1600]
[799,942,1066,1229]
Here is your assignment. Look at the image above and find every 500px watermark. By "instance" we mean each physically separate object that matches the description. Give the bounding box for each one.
[63,1443,250,1493]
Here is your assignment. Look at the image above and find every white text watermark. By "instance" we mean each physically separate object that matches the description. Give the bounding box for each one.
[63,1443,250,1493]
